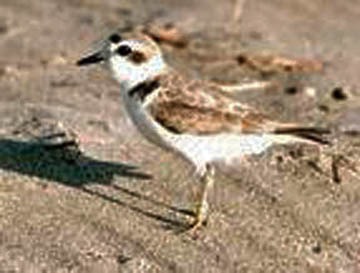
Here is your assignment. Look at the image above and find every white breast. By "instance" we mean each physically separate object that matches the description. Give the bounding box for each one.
[121,91,172,150]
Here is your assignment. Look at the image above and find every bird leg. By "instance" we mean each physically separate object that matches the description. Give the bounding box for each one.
[190,165,215,232]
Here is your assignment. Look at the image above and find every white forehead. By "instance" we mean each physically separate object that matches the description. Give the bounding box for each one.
[110,39,145,51]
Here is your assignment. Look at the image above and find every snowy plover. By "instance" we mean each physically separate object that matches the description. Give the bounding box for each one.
[77,31,329,231]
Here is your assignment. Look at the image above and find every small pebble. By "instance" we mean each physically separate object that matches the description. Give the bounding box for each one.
[284,86,298,95]
[331,87,347,101]
[304,86,316,97]
[311,243,322,254]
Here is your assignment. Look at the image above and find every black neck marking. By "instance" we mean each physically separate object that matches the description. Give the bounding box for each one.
[128,79,160,102]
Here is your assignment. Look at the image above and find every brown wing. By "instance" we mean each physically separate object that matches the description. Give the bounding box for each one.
[146,72,280,135]
[146,72,330,144]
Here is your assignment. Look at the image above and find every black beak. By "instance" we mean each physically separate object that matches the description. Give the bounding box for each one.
[76,51,104,66]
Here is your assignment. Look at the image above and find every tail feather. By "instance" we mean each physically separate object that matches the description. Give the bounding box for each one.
[273,126,331,145]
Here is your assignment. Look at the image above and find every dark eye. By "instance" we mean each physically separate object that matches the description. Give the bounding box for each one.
[116,45,132,56]
[108,33,121,44]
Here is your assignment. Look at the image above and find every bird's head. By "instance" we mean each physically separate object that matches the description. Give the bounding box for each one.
[77,32,167,89]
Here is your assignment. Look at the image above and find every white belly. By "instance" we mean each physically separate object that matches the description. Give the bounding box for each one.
[166,133,274,173]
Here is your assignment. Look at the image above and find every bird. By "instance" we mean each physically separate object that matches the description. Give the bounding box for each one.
[76,31,329,231]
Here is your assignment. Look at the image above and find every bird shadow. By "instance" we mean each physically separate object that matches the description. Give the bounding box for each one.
[0,138,150,186]
[0,138,192,229]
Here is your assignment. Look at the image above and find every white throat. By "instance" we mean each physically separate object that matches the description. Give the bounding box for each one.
[109,53,166,90]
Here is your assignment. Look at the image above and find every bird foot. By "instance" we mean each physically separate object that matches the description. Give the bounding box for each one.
[187,201,209,235]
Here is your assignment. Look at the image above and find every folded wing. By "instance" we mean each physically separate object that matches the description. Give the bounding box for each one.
[146,74,330,145]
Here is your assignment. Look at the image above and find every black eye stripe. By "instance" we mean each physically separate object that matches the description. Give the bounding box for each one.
[116,45,132,56]
[109,33,122,43]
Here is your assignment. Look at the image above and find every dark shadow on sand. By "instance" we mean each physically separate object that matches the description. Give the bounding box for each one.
[0,138,150,186]
[0,138,191,229]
